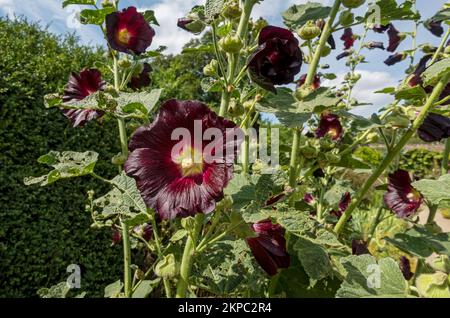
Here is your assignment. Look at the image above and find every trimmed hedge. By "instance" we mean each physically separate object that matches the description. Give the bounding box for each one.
[0,18,122,297]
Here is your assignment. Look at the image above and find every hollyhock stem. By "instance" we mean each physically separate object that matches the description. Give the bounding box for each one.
[442,138,450,175]
[431,28,450,65]
[219,0,257,117]
[334,72,450,234]
[427,204,438,224]
[121,221,132,298]
[176,213,204,298]
[288,128,302,189]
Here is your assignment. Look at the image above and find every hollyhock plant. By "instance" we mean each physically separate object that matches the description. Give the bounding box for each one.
[246,219,290,276]
[384,52,406,66]
[341,28,355,50]
[384,170,423,218]
[316,113,343,140]
[418,113,450,142]
[366,41,385,50]
[247,25,303,92]
[106,6,155,55]
[331,192,351,218]
[125,99,242,220]
[128,63,152,91]
[387,24,404,52]
[62,68,106,127]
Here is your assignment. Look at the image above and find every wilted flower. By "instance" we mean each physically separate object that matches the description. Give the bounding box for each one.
[246,219,290,276]
[384,170,423,218]
[128,63,152,91]
[125,99,242,220]
[387,24,404,52]
[133,223,153,241]
[341,28,355,50]
[304,193,315,205]
[297,74,321,90]
[352,239,370,255]
[316,113,343,140]
[336,50,352,60]
[62,68,105,127]
[248,26,303,92]
[384,52,406,66]
[366,41,385,50]
[106,6,155,55]
[425,20,444,37]
[407,55,432,87]
[327,34,336,50]
[418,113,450,142]
[373,24,389,33]
[399,256,414,280]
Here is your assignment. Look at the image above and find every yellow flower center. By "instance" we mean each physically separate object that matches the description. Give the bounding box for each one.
[174,147,203,177]
[117,28,131,45]
[407,189,421,202]
[328,128,338,139]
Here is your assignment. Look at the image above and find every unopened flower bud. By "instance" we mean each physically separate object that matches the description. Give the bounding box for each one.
[321,45,332,57]
[297,21,321,40]
[222,0,241,19]
[339,11,354,27]
[203,59,219,77]
[342,0,366,9]
[219,34,243,53]
[101,0,114,8]
[228,99,245,117]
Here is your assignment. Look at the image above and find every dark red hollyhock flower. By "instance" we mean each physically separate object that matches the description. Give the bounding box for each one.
[133,223,153,241]
[341,28,355,50]
[313,168,325,178]
[111,225,121,246]
[387,24,403,52]
[373,24,389,33]
[304,193,315,205]
[407,55,432,87]
[128,63,152,91]
[106,7,155,55]
[297,74,321,90]
[177,18,194,31]
[248,26,302,93]
[331,192,351,218]
[384,170,423,218]
[425,20,444,37]
[418,113,450,142]
[384,52,406,66]
[336,50,352,60]
[247,219,290,276]
[327,35,336,50]
[399,256,414,280]
[352,240,370,255]
[316,113,343,140]
[367,41,385,50]
[62,68,105,127]
[125,99,242,220]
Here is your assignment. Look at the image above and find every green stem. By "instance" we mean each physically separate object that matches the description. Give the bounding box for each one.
[442,138,450,175]
[427,204,439,224]
[334,73,450,234]
[431,28,450,65]
[121,221,132,298]
[305,0,341,86]
[368,207,383,242]
[288,128,302,189]
[175,214,204,298]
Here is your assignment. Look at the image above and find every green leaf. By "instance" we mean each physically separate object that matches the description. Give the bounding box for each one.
[283,2,332,29]
[142,10,159,26]
[422,58,450,87]
[430,6,450,22]
[62,0,95,8]
[201,77,222,93]
[336,255,408,298]
[412,174,450,205]
[385,225,450,258]
[296,87,340,113]
[117,89,162,115]
[170,229,188,242]
[372,0,420,25]
[24,151,98,186]
[110,172,147,214]
[104,280,123,298]
[294,236,333,285]
[37,282,70,298]
[132,279,160,298]
[205,0,225,22]
[395,85,427,104]
[182,44,214,54]
[123,212,150,227]
[79,8,115,25]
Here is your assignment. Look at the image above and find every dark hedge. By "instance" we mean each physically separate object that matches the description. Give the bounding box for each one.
[0,17,122,297]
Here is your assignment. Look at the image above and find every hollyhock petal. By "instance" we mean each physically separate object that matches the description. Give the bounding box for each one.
[399,256,414,280]
[418,113,450,142]
[373,24,389,33]
[336,50,352,60]
[367,41,385,50]
[304,193,315,205]
[248,26,302,92]
[128,63,152,91]
[327,35,336,50]
[383,170,423,218]
[352,240,370,255]
[408,55,432,87]
[106,7,155,55]
[425,20,444,37]
[316,113,343,140]
[341,28,355,50]
[125,99,242,220]
[387,24,402,52]
[339,192,351,212]
[384,53,406,66]
[62,68,105,127]
[247,220,290,276]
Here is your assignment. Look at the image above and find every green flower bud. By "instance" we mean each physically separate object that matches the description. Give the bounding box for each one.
[101,0,114,8]
[300,145,319,159]
[112,153,127,166]
[297,21,321,40]
[253,18,269,33]
[319,137,335,150]
[118,58,132,69]
[219,34,243,53]
[420,43,436,54]
[320,45,332,57]
[223,0,241,19]
[203,59,219,77]
[243,100,255,111]
[228,99,245,117]
[342,0,366,9]
[325,150,341,164]
[339,10,355,27]
[445,46,450,55]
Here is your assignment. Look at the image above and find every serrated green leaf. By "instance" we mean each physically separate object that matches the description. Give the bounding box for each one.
[422,58,450,87]
[62,0,95,8]
[336,255,408,298]
[123,212,150,227]
[37,282,70,298]
[142,10,159,26]
[104,280,123,298]
[201,77,222,93]
[412,174,450,205]
[371,0,420,25]
[283,2,332,29]
[110,172,147,214]
[132,279,160,298]
[24,151,98,186]
[170,229,188,242]
[79,8,115,25]
[295,87,340,113]
[395,85,427,104]
[205,0,225,22]
[182,44,214,54]
[116,89,162,115]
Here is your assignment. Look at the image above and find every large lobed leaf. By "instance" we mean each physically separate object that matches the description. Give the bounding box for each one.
[412,174,450,206]
[283,2,331,29]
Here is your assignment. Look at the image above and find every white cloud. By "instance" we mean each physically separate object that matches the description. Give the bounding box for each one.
[323,69,399,116]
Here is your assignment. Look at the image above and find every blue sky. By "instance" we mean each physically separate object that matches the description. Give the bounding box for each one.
[0,0,447,116]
